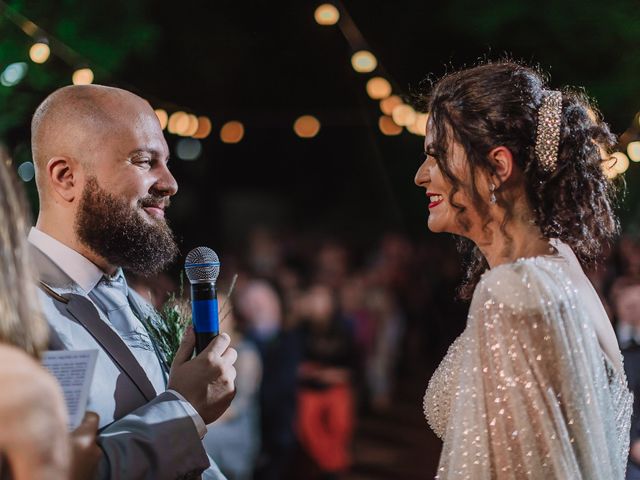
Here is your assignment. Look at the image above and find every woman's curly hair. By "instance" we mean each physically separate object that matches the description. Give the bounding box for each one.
[423,60,619,300]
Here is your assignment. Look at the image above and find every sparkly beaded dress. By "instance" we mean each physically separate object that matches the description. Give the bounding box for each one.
[423,241,632,479]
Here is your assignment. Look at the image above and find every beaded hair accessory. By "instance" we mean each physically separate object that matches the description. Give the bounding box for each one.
[534,90,563,172]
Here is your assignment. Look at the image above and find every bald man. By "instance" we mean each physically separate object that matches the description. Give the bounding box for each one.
[28,85,236,480]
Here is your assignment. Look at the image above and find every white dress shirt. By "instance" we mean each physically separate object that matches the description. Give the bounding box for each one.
[28,227,207,438]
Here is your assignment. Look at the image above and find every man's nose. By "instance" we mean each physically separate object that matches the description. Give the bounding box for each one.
[155,164,178,197]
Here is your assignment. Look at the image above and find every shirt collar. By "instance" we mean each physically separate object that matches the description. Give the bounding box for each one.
[28,227,106,294]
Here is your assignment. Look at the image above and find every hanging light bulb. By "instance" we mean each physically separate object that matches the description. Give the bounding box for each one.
[314,4,340,25]
[380,95,402,115]
[29,42,50,64]
[391,104,416,127]
[627,141,640,162]
[220,121,245,143]
[366,77,392,100]
[351,50,377,73]
[193,116,212,139]
[72,68,94,85]
[611,151,629,174]
[378,116,402,136]
[294,115,321,138]
[168,112,188,135]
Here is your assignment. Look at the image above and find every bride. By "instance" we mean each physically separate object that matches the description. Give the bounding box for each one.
[415,61,632,479]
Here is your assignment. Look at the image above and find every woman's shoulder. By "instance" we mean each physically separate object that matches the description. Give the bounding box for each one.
[473,253,570,313]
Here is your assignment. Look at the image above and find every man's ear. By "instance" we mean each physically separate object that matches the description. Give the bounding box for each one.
[47,156,80,202]
[487,146,514,184]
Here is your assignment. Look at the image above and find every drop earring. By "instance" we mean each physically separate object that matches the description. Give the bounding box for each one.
[489,183,497,204]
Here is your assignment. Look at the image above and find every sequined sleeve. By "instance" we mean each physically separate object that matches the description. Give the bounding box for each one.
[435,260,629,480]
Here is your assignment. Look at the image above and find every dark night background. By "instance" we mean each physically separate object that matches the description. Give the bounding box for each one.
[2,1,640,478]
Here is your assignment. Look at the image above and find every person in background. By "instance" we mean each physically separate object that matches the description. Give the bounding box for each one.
[237,279,301,480]
[297,283,356,480]
[204,294,263,480]
[610,276,640,479]
[0,156,101,479]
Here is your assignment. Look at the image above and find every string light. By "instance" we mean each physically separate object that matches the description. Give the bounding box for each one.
[0,63,28,87]
[378,116,402,136]
[392,104,416,127]
[380,95,402,115]
[176,138,202,161]
[407,113,428,136]
[29,42,50,63]
[314,4,340,25]
[220,121,245,144]
[351,50,377,73]
[366,77,391,100]
[627,141,640,162]
[181,114,199,137]
[168,111,189,134]
[611,151,630,174]
[193,116,212,139]
[154,109,168,130]
[294,115,321,138]
[72,68,94,85]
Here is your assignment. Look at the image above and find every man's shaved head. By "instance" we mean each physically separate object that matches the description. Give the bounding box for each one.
[31,85,153,196]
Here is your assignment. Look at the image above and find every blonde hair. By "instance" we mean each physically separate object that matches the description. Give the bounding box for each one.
[0,153,48,357]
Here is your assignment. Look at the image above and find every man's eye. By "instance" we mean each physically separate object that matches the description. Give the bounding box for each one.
[134,157,152,165]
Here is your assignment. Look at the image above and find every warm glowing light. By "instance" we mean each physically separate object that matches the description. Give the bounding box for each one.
[366,77,391,100]
[168,112,189,135]
[407,113,428,136]
[392,104,416,127]
[380,95,402,115]
[627,141,640,162]
[378,116,402,136]
[220,121,245,144]
[29,42,50,64]
[294,115,321,138]
[72,68,94,85]
[193,116,212,139]
[611,151,629,174]
[154,109,168,130]
[314,4,340,25]
[180,114,199,137]
[351,50,377,73]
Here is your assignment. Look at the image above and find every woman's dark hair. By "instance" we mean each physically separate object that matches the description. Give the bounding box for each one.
[423,60,619,300]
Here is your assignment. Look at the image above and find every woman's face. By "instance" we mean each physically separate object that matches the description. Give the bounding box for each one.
[414,127,485,235]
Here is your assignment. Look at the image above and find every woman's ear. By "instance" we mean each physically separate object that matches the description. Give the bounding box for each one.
[487,146,514,184]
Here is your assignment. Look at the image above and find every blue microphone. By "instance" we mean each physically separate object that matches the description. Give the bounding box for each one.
[185,247,220,354]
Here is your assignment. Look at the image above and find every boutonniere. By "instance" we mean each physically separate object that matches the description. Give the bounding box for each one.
[142,274,237,365]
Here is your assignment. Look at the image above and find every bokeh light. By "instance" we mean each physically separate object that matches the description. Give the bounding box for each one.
[72,68,94,85]
[0,63,28,87]
[168,111,189,135]
[380,95,402,115]
[407,113,428,136]
[392,104,416,127]
[627,141,640,162]
[181,114,199,137]
[378,116,402,136]
[193,116,212,139]
[176,138,202,161]
[351,50,377,73]
[17,161,35,182]
[611,151,629,174]
[294,115,321,138]
[314,4,340,25]
[29,42,50,64]
[220,121,245,144]
[154,109,168,130]
[366,77,392,100]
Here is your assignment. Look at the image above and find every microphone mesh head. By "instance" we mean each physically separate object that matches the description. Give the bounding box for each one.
[184,247,220,284]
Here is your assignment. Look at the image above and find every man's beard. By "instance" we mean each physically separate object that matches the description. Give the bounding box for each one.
[75,176,179,276]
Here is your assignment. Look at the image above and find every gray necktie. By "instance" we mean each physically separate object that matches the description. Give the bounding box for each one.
[89,270,167,394]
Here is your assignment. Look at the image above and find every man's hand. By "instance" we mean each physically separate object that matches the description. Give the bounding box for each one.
[168,327,237,425]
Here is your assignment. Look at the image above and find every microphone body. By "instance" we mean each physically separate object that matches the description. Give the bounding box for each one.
[191,282,219,354]
[185,247,221,354]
